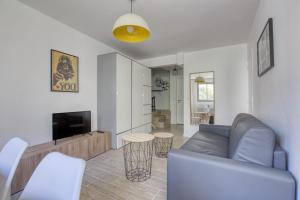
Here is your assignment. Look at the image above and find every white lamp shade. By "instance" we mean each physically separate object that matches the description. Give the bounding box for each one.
[113,13,151,43]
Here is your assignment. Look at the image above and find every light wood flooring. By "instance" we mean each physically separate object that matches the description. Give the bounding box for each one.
[81,125,186,200]
[13,125,187,200]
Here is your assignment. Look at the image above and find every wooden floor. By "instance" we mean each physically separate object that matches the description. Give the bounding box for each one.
[80,125,186,200]
[12,125,187,200]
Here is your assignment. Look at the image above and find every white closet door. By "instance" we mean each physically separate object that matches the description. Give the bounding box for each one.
[116,54,132,133]
[143,87,152,105]
[142,67,152,105]
[143,113,152,124]
[132,124,151,134]
[116,130,131,149]
[176,71,184,124]
[145,123,152,133]
[142,67,152,127]
[132,61,144,128]
[132,126,145,134]
[143,68,151,86]
[143,105,152,114]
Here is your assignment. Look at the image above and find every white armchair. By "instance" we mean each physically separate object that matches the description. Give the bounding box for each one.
[0,138,28,200]
[19,152,86,200]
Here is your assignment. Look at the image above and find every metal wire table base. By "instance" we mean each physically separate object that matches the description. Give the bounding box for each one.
[123,140,154,182]
[154,137,173,158]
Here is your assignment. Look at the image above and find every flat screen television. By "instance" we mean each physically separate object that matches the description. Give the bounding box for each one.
[52,111,91,141]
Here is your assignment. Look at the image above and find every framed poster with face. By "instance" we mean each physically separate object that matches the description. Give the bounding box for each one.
[257,18,274,77]
[51,49,79,92]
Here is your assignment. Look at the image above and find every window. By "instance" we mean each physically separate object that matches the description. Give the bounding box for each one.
[197,83,214,101]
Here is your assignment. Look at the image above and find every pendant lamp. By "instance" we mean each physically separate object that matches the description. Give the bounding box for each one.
[195,76,205,84]
[112,0,151,43]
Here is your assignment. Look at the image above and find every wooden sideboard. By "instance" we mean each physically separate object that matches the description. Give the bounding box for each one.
[11,131,111,194]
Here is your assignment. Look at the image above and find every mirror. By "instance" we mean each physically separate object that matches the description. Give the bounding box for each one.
[190,72,215,125]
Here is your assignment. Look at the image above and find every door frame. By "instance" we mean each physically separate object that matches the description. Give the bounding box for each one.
[189,71,215,125]
[176,69,184,124]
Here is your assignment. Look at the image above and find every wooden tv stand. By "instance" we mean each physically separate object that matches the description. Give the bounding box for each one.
[11,131,111,194]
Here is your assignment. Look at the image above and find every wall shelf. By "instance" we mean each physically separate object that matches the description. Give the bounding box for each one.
[152,89,164,92]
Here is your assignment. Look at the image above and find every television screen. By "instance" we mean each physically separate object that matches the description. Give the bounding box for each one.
[52,111,91,141]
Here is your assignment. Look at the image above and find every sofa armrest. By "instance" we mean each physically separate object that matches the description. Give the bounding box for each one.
[199,124,231,137]
[167,149,295,200]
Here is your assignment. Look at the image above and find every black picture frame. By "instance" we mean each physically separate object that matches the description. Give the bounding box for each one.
[257,18,274,77]
[51,49,79,92]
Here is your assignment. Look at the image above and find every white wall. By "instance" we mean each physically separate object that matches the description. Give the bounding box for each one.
[141,53,184,68]
[0,0,114,148]
[152,70,170,110]
[247,0,300,198]
[142,55,177,68]
[184,44,249,137]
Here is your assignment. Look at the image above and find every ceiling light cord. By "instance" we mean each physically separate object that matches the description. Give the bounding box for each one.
[131,0,133,13]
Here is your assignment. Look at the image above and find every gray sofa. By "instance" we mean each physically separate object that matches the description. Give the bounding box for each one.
[167,113,296,200]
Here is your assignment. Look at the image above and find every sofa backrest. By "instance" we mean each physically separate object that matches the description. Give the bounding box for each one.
[229,114,275,167]
[229,113,255,156]
[273,145,287,170]
[230,113,253,130]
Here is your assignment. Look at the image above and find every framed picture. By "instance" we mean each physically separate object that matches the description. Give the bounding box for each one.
[51,49,79,92]
[257,18,274,77]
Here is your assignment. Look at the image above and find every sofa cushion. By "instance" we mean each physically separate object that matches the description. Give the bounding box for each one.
[180,131,229,157]
[229,116,275,167]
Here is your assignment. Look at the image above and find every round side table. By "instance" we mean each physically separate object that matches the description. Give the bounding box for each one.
[122,133,154,182]
[153,132,174,158]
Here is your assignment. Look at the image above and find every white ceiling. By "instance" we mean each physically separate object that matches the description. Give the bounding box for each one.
[19,0,259,59]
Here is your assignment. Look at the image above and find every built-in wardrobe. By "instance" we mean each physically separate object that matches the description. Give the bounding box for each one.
[97,53,152,149]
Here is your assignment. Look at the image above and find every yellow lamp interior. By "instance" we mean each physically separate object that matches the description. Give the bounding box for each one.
[113,25,150,43]
[195,77,205,84]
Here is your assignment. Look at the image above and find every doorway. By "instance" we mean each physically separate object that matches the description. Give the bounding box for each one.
[151,65,184,130]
